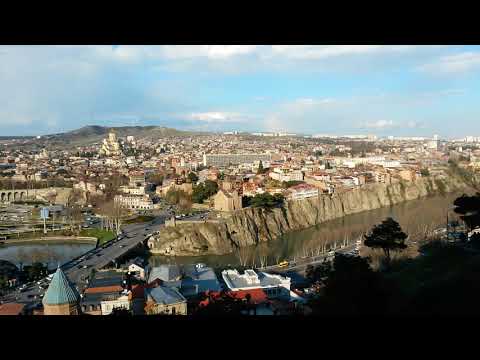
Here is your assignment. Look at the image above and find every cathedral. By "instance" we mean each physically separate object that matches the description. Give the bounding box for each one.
[100,130,122,157]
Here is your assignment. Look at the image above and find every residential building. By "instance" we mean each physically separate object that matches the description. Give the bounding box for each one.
[144,285,187,315]
[81,271,130,315]
[114,194,155,210]
[127,257,150,281]
[203,153,272,168]
[269,167,304,182]
[221,269,291,299]
[287,183,319,200]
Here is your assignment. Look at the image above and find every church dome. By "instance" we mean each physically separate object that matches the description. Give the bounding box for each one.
[42,267,80,306]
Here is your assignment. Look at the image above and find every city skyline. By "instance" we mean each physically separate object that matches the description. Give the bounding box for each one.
[2,45,480,137]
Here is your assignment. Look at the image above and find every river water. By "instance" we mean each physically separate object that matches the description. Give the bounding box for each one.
[0,192,469,271]
[0,241,95,270]
[149,191,468,269]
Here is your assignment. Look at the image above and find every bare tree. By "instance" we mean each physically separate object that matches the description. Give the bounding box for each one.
[235,246,251,267]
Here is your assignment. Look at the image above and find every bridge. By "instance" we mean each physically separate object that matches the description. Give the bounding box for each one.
[0,190,28,202]
[61,213,169,287]
[0,187,73,204]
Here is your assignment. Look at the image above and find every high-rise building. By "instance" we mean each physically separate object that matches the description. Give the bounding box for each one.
[203,153,272,168]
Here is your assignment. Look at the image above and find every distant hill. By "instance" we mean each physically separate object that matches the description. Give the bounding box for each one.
[41,125,207,146]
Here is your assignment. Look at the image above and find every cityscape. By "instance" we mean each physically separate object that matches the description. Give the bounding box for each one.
[1,45,480,316]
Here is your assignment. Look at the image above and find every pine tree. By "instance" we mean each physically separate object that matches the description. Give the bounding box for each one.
[257,160,264,174]
[364,217,408,270]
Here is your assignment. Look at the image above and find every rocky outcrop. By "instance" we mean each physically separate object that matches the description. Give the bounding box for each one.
[148,175,476,256]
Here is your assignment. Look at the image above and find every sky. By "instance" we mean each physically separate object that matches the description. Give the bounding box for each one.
[1,45,480,138]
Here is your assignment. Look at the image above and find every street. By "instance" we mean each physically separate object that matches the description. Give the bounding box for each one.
[0,210,170,307]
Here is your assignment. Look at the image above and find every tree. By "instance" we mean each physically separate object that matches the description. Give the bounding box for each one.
[453,193,480,232]
[364,217,408,270]
[309,253,389,316]
[420,168,430,177]
[250,193,284,210]
[192,180,218,204]
[187,172,199,184]
[146,173,164,186]
[257,160,264,174]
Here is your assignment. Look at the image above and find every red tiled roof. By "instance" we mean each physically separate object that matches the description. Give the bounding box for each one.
[0,302,25,315]
[231,289,268,304]
[84,285,124,294]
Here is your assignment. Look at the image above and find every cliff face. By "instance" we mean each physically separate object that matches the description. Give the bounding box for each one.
[148,176,475,256]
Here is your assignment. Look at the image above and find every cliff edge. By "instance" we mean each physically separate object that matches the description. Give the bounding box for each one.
[148,174,477,256]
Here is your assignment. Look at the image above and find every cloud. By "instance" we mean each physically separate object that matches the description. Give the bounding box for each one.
[294,98,336,105]
[186,112,246,123]
[362,120,396,129]
[417,51,480,75]
[269,45,422,61]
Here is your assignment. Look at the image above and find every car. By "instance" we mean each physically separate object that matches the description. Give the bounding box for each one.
[278,261,289,267]
[327,251,335,256]
[96,254,102,257]
[119,245,125,248]
[82,265,89,269]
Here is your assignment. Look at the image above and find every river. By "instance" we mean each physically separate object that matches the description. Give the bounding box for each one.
[0,241,96,270]
[148,191,468,269]
[0,192,468,271]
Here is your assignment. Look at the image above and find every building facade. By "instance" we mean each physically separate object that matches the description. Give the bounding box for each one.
[213,190,242,212]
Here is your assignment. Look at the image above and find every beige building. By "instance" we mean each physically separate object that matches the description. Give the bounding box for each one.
[214,190,242,212]
[144,286,187,315]
[156,182,193,196]
[398,169,416,182]
[100,130,122,157]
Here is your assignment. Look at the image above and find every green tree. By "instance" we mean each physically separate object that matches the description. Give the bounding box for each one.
[282,180,305,188]
[192,180,218,204]
[250,193,284,209]
[187,172,199,183]
[420,168,430,177]
[257,161,264,174]
[364,217,408,270]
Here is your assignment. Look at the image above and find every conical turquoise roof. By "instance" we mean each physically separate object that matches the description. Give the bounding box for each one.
[42,267,80,306]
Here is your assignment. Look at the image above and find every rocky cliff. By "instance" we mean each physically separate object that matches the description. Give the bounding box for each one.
[148,175,477,256]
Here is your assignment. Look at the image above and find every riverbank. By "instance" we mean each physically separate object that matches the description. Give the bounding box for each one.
[0,236,97,245]
[149,173,479,256]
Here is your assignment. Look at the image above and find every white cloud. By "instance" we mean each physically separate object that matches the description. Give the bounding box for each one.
[418,52,480,75]
[363,120,395,129]
[187,112,245,123]
[295,98,336,105]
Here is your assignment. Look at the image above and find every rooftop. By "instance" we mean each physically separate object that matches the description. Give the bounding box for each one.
[145,286,186,305]
[221,269,291,291]
[0,302,25,315]
[148,265,181,283]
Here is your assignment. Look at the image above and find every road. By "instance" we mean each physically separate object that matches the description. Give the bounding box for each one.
[261,243,360,275]
[0,211,170,307]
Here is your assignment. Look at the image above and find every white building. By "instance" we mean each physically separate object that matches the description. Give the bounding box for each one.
[288,183,319,200]
[221,269,291,299]
[114,194,155,210]
[269,167,304,182]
